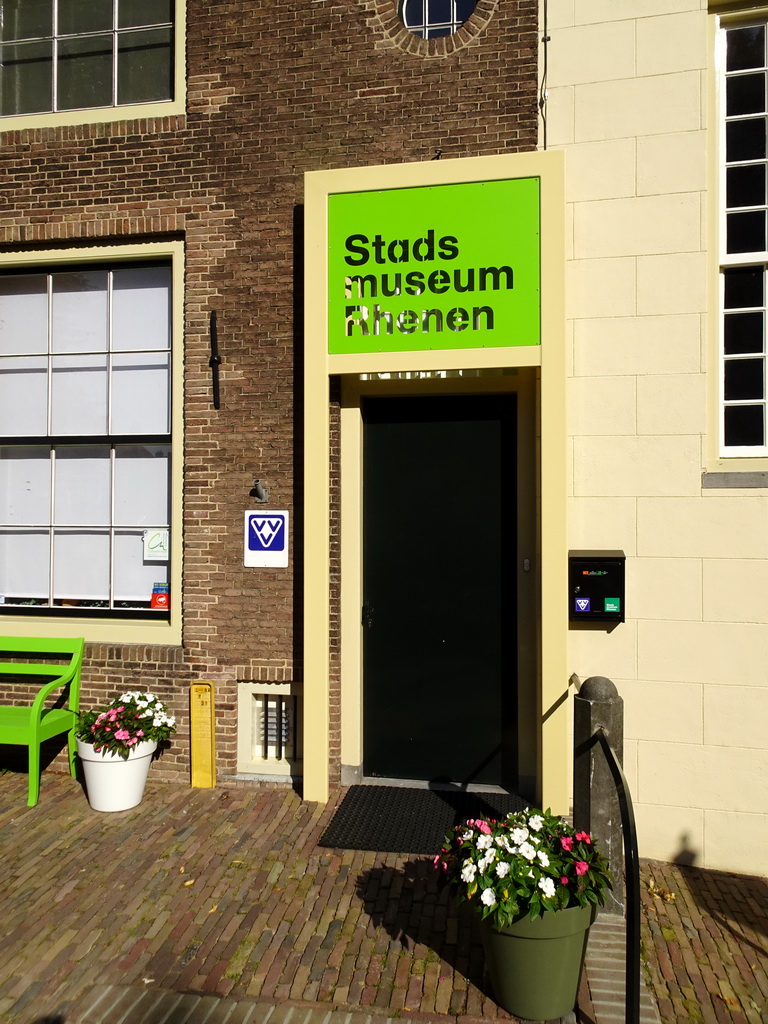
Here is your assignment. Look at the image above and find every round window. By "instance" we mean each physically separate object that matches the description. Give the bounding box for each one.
[400,0,478,38]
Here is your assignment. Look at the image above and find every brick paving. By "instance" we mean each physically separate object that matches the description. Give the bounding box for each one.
[638,861,768,1024]
[0,772,764,1024]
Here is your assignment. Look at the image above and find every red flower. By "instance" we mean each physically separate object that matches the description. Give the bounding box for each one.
[575,861,589,875]
[560,836,574,851]
[575,831,592,843]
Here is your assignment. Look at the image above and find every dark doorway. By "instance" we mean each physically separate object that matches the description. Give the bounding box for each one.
[362,394,517,787]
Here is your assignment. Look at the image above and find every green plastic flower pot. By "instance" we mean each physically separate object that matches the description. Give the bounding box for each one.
[479,903,595,1020]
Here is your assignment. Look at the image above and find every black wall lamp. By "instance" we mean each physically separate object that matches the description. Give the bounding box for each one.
[209,310,222,409]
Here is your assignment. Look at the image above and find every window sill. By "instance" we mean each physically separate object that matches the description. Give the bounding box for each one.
[0,99,184,135]
[0,613,181,646]
[702,471,768,489]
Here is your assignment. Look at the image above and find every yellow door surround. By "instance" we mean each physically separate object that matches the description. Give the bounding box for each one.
[303,151,567,811]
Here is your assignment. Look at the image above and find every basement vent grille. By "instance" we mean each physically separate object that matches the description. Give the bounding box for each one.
[237,682,302,776]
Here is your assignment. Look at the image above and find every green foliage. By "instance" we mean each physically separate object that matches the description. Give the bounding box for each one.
[77,690,176,759]
[434,806,612,930]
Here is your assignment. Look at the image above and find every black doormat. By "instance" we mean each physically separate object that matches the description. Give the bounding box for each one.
[319,785,527,854]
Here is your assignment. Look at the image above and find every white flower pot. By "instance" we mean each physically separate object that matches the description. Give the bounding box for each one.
[77,738,158,812]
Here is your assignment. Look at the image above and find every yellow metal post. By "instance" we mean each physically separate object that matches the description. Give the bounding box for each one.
[190,682,216,788]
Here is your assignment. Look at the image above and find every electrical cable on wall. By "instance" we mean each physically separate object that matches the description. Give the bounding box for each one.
[539,0,549,150]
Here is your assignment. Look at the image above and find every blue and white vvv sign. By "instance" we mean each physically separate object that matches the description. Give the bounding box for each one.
[244,510,289,568]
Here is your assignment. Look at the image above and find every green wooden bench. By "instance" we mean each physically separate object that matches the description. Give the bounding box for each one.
[0,636,84,806]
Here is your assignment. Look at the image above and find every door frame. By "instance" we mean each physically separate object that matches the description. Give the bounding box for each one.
[303,150,568,810]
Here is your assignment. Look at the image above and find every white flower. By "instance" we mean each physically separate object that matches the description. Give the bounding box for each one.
[461,831,474,841]
[511,827,529,845]
[537,851,550,867]
[519,842,537,861]
[461,863,477,883]
[495,861,510,878]
[538,877,556,899]
[478,850,496,873]
[528,814,545,832]
[480,888,496,907]
[476,834,493,850]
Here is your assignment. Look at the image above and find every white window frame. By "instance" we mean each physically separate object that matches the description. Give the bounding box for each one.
[0,242,183,646]
[0,0,185,130]
[718,16,768,457]
[400,0,477,39]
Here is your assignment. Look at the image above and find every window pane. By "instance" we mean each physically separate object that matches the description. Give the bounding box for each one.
[112,265,172,351]
[57,0,112,35]
[52,530,109,601]
[427,0,452,21]
[403,0,424,25]
[426,25,452,37]
[51,354,108,434]
[118,0,173,29]
[0,40,52,114]
[725,312,764,353]
[53,447,110,526]
[456,0,476,20]
[114,530,168,603]
[114,445,170,526]
[727,210,766,253]
[52,271,108,352]
[726,165,766,208]
[726,118,767,162]
[0,356,48,434]
[111,352,170,434]
[727,26,765,72]
[0,447,51,524]
[0,0,52,42]
[724,266,764,307]
[727,73,766,116]
[117,27,172,104]
[725,358,764,400]
[725,403,764,445]
[0,530,50,601]
[0,274,48,353]
[57,34,112,110]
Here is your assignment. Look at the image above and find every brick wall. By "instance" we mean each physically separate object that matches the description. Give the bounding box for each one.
[0,0,538,785]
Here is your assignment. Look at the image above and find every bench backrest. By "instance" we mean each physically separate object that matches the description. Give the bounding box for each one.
[0,636,85,709]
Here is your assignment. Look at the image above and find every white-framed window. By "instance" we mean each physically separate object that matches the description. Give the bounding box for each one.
[0,0,178,121]
[0,261,174,620]
[720,20,768,454]
[400,0,477,39]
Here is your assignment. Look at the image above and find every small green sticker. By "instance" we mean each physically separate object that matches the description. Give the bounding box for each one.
[604,598,621,614]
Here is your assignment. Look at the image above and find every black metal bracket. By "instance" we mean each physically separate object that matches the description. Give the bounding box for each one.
[209,310,222,410]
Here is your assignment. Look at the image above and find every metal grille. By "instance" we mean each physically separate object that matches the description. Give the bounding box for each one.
[255,692,297,763]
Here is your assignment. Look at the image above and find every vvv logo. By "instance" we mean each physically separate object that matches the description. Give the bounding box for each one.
[250,515,285,550]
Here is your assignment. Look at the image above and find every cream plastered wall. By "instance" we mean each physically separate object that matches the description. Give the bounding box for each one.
[545,0,768,875]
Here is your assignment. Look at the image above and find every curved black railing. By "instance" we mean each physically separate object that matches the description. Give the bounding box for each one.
[591,726,641,1024]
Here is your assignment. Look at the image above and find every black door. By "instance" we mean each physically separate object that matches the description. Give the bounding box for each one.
[362,394,517,787]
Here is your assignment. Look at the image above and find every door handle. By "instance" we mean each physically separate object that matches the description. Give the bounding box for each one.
[362,602,374,628]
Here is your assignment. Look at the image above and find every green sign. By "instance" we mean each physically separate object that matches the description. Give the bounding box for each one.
[327,178,541,355]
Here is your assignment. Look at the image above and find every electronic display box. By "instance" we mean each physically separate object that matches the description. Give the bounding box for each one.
[569,551,625,623]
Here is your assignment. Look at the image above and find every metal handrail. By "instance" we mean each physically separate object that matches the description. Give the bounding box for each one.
[592,726,641,1024]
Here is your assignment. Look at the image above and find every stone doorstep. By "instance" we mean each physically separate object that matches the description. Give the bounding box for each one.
[67,985,438,1024]
[64,984,592,1024]
[585,917,661,1024]
[65,919,663,1024]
